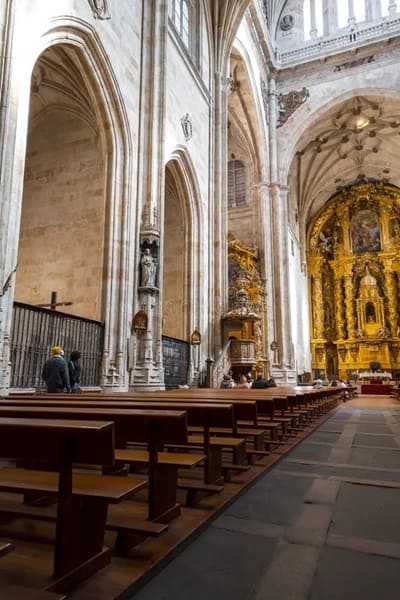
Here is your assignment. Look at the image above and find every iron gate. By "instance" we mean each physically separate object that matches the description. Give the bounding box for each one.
[10,302,104,389]
[162,335,190,389]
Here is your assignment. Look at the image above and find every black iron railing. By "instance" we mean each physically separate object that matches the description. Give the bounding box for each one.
[10,302,104,389]
[162,335,190,389]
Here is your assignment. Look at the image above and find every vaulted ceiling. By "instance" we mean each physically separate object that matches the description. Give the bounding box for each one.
[29,46,97,134]
[293,94,400,224]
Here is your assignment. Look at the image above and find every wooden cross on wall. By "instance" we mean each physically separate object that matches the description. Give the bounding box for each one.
[37,291,73,311]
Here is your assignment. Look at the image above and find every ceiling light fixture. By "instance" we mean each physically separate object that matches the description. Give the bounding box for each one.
[355,116,369,130]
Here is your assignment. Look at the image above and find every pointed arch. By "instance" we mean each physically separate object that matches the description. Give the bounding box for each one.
[9,17,135,388]
[163,146,203,342]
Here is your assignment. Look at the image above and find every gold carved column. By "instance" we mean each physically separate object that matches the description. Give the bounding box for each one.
[334,271,346,340]
[309,259,325,339]
[343,266,356,339]
[384,262,398,336]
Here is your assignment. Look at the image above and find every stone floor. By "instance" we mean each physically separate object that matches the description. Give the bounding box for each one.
[131,396,400,600]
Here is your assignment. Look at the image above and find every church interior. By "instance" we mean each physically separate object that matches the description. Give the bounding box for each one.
[0,0,400,598]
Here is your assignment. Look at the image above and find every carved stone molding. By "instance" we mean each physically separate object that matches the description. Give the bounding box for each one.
[88,0,110,20]
[334,55,375,73]
[277,88,309,127]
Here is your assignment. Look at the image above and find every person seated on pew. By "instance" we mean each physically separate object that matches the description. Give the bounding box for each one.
[338,379,350,401]
[237,374,252,389]
[68,350,82,393]
[42,346,71,393]
[252,375,268,389]
[266,377,277,387]
[220,374,236,388]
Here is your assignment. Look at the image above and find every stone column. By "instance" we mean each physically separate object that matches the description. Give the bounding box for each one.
[209,69,229,358]
[322,0,338,35]
[365,0,379,20]
[268,78,294,379]
[389,1,397,16]
[131,1,168,390]
[310,0,318,39]
[0,0,19,396]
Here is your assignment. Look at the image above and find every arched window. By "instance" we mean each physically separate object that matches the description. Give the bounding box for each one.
[228,160,246,208]
[169,0,194,55]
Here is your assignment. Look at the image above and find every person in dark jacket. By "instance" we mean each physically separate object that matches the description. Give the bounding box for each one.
[68,350,82,393]
[252,375,268,388]
[42,346,70,393]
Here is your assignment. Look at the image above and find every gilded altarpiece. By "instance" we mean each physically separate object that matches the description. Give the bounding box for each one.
[307,182,400,379]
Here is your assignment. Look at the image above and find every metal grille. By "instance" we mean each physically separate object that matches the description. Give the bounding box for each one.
[10,302,104,389]
[162,335,190,389]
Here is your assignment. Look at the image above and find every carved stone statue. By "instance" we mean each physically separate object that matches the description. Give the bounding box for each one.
[140,248,157,288]
[88,0,110,20]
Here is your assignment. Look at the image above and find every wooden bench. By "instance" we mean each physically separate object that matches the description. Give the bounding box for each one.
[0,539,69,599]
[0,584,66,599]
[152,390,284,442]
[0,417,147,593]
[0,405,194,524]
[0,399,235,485]
[0,538,14,557]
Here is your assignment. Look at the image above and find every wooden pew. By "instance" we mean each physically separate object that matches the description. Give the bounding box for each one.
[0,541,69,599]
[0,584,66,600]
[0,417,147,593]
[0,539,14,557]
[0,406,196,525]
[141,389,284,441]
[0,399,236,485]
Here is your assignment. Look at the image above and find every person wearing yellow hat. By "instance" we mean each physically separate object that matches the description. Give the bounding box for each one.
[42,346,71,393]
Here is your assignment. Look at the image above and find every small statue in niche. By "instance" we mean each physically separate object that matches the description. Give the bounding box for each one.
[140,248,157,288]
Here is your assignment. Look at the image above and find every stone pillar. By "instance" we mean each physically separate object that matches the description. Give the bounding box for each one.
[209,69,229,358]
[389,1,397,16]
[0,0,19,396]
[310,0,318,39]
[131,1,168,390]
[322,0,338,35]
[365,0,379,20]
[268,78,294,381]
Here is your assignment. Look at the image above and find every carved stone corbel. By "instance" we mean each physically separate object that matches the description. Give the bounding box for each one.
[277,88,309,127]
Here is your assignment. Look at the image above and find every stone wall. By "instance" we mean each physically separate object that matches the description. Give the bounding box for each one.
[16,112,104,321]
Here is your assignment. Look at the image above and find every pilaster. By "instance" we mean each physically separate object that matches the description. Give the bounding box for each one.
[130,0,168,390]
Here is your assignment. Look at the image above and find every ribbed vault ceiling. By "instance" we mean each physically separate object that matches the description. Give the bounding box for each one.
[293,95,400,225]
